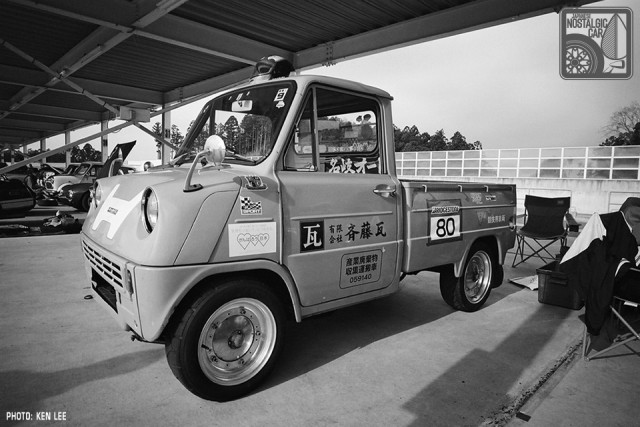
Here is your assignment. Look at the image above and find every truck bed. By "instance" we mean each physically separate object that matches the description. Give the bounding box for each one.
[400,179,516,273]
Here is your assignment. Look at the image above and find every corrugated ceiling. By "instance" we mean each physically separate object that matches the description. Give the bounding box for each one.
[0,0,595,166]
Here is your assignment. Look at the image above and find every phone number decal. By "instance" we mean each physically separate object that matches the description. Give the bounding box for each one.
[339,249,382,289]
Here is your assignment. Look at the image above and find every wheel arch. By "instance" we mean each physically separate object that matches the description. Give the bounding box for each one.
[453,235,500,278]
[160,265,301,342]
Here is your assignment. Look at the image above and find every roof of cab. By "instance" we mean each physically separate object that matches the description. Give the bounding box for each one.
[239,74,394,100]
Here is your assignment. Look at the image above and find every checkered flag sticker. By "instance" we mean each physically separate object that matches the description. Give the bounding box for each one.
[240,197,262,215]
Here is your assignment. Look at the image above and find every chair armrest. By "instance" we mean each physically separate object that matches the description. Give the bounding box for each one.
[565,212,580,232]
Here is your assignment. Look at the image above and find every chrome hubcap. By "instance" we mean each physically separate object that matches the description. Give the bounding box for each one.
[464,251,492,303]
[198,298,276,386]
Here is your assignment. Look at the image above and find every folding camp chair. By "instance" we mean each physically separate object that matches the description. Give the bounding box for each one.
[583,292,640,361]
[512,195,572,267]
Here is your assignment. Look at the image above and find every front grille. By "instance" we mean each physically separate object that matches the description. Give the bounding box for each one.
[82,240,124,289]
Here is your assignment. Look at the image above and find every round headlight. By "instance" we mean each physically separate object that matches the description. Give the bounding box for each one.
[142,188,158,233]
[92,183,102,208]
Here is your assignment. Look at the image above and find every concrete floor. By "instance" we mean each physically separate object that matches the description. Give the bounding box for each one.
[0,218,638,426]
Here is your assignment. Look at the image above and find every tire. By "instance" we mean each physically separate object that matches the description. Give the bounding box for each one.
[80,192,91,212]
[165,279,284,401]
[564,34,604,75]
[439,242,497,312]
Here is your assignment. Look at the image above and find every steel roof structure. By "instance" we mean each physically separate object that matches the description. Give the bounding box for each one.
[0,0,594,169]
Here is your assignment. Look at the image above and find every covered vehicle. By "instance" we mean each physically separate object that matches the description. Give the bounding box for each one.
[0,174,35,217]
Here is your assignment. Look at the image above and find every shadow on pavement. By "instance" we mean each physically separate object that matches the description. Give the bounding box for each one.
[262,271,526,394]
[401,303,571,426]
[1,349,163,423]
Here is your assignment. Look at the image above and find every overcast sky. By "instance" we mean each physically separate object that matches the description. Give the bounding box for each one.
[46,0,640,162]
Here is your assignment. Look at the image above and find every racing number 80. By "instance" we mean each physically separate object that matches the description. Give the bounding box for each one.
[436,217,456,237]
[430,214,460,241]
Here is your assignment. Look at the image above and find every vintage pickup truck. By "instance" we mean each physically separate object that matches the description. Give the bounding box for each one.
[82,56,516,401]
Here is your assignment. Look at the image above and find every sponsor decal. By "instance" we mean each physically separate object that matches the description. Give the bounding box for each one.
[339,250,382,288]
[560,8,632,79]
[240,196,262,215]
[487,214,506,224]
[300,218,389,252]
[470,193,483,204]
[326,156,379,174]
[431,205,460,215]
[274,88,288,102]
[228,222,277,257]
[428,199,462,244]
[300,221,324,252]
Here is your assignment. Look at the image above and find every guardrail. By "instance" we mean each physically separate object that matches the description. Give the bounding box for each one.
[395,145,640,180]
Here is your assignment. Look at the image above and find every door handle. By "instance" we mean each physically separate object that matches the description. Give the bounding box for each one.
[373,184,396,198]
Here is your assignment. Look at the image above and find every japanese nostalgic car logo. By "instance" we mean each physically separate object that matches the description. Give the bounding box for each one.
[560,8,633,79]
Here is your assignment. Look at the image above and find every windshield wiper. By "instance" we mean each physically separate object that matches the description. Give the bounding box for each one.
[170,152,194,167]
[225,149,257,164]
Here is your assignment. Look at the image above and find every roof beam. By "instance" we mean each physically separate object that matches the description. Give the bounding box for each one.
[0,101,102,122]
[141,15,292,65]
[0,64,163,105]
[0,118,65,132]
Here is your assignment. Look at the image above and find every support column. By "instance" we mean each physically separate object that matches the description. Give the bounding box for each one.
[65,131,71,165]
[40,137,46,165]
[101,120,109,162]
[162,110,171,163]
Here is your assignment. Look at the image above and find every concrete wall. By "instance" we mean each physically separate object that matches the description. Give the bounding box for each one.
[420,176,639,221]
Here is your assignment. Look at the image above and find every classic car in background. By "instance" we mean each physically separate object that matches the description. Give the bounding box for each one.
[56,141,136,211]
[45,161,104,194]
[58,166,135,211]
[0,174,35,217]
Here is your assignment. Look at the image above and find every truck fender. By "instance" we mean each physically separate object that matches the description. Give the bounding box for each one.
[452,236,501,278]
[164,260,302,334]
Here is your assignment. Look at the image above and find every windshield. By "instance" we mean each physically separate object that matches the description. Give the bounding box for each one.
[74,164,90,176]
[174,81,296,166]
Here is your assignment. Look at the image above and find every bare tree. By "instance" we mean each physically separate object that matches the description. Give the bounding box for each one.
[604,100,640,135]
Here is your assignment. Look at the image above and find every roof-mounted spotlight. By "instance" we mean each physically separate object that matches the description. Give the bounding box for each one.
[252,56,294,80]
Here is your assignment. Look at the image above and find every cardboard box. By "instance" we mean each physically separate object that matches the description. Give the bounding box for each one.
[536,261,583,310]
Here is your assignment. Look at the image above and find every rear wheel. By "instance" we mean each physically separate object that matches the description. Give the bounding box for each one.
[440,242,497,311]
[165,280,284,401]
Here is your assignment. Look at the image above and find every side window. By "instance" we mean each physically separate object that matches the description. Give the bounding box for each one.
[283,87,381,174]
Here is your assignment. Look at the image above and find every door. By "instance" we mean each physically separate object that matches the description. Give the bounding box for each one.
[277,86,400,307]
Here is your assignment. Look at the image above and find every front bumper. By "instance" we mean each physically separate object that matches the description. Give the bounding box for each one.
[81,234,230,342]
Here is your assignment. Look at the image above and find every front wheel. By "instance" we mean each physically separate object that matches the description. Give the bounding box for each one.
[440,242,497,312]
[165,280,284,401]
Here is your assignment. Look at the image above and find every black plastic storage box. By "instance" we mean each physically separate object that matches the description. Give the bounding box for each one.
[536,261,583,310]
